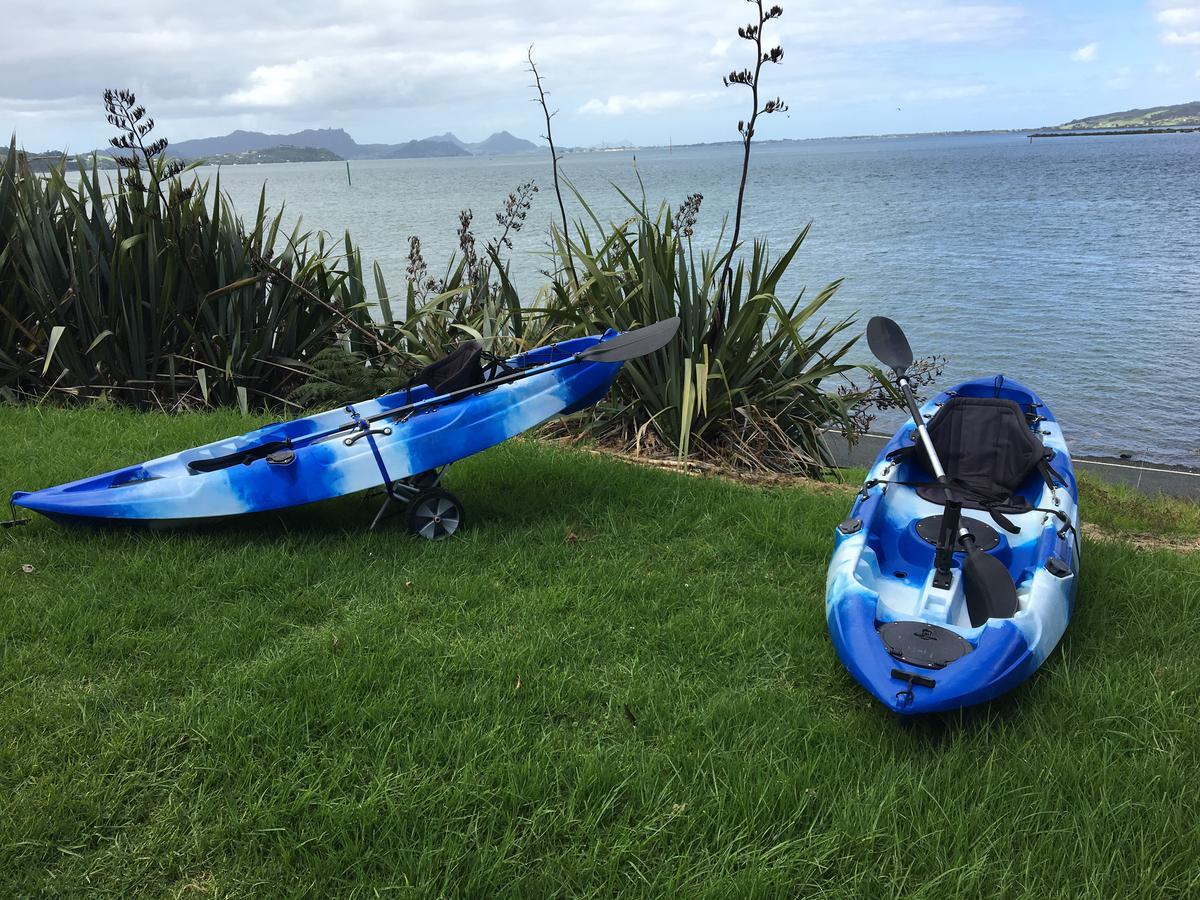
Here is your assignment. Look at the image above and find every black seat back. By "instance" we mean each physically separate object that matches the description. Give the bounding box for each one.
[418,341,485,396]
[913,396,1045,509]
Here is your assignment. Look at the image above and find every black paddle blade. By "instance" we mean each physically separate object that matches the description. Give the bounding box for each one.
[580,317,681,363]
[962,545,1019,628]
[866,316,914,375]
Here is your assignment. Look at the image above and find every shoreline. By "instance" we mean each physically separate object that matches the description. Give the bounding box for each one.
[824,430,1200,500]
[1029,126,1200,138]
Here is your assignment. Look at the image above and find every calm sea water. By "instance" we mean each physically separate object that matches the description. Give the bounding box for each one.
[197,133,1200,465]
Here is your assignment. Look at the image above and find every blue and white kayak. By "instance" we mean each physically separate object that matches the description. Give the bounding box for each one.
[11,333,623,526]
[825,376,1080,714]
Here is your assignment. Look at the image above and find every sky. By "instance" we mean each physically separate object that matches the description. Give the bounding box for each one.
[3,0,1200,150]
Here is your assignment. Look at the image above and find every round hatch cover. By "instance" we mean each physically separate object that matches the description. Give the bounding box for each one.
[879,621,973,669]
[915,515,1000,552]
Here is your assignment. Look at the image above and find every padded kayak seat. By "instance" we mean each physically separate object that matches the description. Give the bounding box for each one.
[417,341,486,395]
[903,396,1047,512]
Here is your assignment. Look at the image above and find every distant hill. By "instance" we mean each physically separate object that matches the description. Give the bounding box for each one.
[1054,101,1200,130]
[379,139,471,159]
[422,132,471,152]
[470,130,539,155]
[421,130,539,155]
[201,145,343,165]
[165,127,534,160]
[420,130,540,155]
[170,128,359,159]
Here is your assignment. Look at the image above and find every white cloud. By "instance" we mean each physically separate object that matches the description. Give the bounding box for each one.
[579,90,722,116]
[0,0,1034,146]
[1071,42,1099,62]
[1156,6,1200,27]
[222,47,529,110]
[226,61,323,108]
[1154,3,1200,44]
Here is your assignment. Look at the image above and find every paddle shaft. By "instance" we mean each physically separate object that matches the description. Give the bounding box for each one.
[871,316,1019,624]
[897,376,976,548]
[307,351,590,448]
[305,317,681,448]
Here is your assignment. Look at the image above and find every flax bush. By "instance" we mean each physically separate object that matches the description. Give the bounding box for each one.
[0,139,382,410]
[545,191,862,471]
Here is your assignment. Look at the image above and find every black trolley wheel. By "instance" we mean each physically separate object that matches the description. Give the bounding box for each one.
[405,488,464,541]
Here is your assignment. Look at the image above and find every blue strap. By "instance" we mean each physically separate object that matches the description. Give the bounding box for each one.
[346,404,395,490]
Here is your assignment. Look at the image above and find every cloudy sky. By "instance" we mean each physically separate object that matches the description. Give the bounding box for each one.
[4,0,1200,150]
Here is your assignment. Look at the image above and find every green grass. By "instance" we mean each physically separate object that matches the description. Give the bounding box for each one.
[1,406,1199,898]
[1076,473,1200,539]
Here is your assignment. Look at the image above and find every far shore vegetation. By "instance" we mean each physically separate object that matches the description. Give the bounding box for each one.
[199,145,343,165]
[1030,125,1200,138]
[1052,99,1200,130]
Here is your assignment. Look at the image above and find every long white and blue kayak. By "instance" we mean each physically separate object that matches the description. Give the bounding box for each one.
[11,332,626,526]
[826,375,1080,714]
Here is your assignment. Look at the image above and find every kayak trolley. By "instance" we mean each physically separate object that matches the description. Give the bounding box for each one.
[341,403,465,540]
[366,466,464,540]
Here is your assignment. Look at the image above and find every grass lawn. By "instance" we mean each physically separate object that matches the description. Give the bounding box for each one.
[1,406,1199,898]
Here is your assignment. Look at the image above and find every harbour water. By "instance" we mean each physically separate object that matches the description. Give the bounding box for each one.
[198,132,1200,465]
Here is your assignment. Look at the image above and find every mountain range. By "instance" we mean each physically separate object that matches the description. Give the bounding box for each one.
[1053,100,1200,130]
[166,128,539,160]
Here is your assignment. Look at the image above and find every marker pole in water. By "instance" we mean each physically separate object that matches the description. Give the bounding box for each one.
[345,161,352,187]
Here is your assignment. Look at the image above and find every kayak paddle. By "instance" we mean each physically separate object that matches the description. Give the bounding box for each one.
[189,318,681,470]
[347,315,682,431]
[866,316,1019,627]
